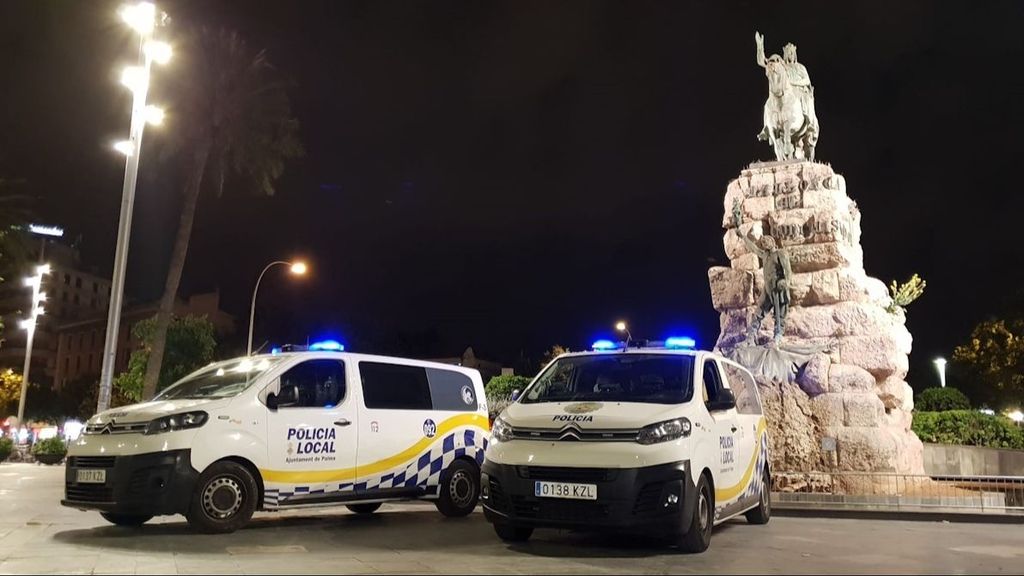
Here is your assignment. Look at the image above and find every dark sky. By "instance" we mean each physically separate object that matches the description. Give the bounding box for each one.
[2,1,1024,384]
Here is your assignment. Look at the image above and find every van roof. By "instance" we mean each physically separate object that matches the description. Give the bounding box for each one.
[249,351,485,379]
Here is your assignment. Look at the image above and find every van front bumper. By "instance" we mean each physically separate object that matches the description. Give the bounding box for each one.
[61,449,199,516]
[481,459,695,534]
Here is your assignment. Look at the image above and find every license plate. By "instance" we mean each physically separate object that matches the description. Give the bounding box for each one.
[76,469,106,484]
[534,480,597,501]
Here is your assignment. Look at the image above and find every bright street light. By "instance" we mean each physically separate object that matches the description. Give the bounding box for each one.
[1010,410,1024,425]
[144,40,172,64]
[933,357,947,388]
[247,261,309,356]
[97,2,171,413]
[615,321,632,346]
[16,264,50,426]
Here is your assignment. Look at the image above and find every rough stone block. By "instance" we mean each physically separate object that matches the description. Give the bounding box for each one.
[800,162,835,188]
[723,222,763,259]
[747,171,775,197]
[787,242,863,273]
[811,392,845,427]
[808,270,841,305]
[742,196,774,221]
[832,426,899,472]
[844,393,884,427]
[731,252,760,271]
[828,364,875,393]
[838,334,910,379]
[801,188,851,213]
[796,353,830,396]
[877,377,913,411]
[723,182,746,228]
[830,301,897,337]
[773,171,801,196]
[708,267,755,311]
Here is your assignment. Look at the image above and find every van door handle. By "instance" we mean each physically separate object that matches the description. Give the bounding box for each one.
[730,426,738,433]
[334,419,352,427]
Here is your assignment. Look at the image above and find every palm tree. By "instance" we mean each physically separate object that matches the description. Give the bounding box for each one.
[141,28,302,400]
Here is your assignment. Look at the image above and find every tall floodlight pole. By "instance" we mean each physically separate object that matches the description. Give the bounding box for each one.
[97,2,171,413]
[16,265,51,426]
[933,357,947,389]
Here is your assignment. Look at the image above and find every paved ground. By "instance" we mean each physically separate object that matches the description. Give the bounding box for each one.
[1,463,1022,574]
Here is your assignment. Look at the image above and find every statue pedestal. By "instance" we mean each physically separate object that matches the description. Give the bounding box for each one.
[709,161,924,476]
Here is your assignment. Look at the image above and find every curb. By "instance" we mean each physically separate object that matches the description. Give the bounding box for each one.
[774,505,1024,524]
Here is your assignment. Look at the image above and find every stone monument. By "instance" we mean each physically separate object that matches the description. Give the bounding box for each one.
[707,33,925,480]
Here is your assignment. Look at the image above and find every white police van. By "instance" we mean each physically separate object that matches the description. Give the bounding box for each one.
[482,338,770,553]
[62,343,489,533]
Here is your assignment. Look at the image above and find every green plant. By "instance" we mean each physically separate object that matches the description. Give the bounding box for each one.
[915,387,970,412]
[485,375,533,401]
[952,319,1024,411]
[911,410,1024,450]
[886,274,926,314]
[0,437,13,462]
[31,437,67,457]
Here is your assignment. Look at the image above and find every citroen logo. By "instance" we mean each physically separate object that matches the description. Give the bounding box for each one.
[100,422,113,435]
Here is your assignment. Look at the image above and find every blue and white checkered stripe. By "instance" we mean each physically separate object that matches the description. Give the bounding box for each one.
[263,428,488,508]
[739,431,770,503]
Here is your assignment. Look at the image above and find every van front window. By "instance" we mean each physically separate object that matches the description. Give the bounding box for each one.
[155,357,283,400]
[522,354,694,405]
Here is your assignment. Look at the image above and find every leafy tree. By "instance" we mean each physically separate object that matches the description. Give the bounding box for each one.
[485,375,533,401]
[142,27,302,400]
[951,319,1024,410]
[539,345,570,370]
[914,387,970,412]
[119,315,217,402]
[0,369,22,413]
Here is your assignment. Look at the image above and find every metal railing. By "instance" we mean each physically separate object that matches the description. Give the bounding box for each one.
[771,471,1024,515]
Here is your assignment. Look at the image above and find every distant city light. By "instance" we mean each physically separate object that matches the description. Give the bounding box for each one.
[144,105,165,125]
[144,40,172,64]
[120,2,156,35]
[120,66,149,94]
[1009,410,1024,424]
[28,224,64,237]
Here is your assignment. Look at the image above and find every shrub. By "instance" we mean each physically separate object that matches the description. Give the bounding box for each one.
[31,437,68,457]
[915,387,970,412]
[912,411,1024,450]
[485,375,532,401]
[0,437,13,462]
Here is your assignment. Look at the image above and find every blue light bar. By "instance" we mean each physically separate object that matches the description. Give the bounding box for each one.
[309,340,345,352]
[591,339,618,351]
[665,336,696,349]
[270,347,282,355]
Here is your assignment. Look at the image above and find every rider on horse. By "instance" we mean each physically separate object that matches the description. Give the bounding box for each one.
[756,32,817,147]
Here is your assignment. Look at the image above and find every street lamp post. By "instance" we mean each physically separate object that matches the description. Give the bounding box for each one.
[97,3,171,413]
[933,357,947,389]
[616,321,632,347]
[15,264,51,427]
[247,261,307,356]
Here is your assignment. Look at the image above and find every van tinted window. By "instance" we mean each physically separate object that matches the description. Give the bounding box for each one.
[523,354,694,405]
[360,362,432,410]
[278,360,346,408]
[427,368,477,411]
[722,363,762,415]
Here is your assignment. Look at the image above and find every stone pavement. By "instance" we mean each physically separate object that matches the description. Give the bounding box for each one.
[1,463,1021,574]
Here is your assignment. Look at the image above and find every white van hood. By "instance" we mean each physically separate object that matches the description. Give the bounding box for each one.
[89,397,232,425]
[502,400,681,430]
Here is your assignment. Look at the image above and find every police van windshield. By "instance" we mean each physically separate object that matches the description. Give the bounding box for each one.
[522,354,694,405]
[156,357,284,400]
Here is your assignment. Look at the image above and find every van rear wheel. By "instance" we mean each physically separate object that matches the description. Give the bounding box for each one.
[100,512,152,527]
[745,470,771,525]
[435,460,479,517]
[186,460,258,534]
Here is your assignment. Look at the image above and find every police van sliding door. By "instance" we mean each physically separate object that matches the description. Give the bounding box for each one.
[356,362,481,497]
[265,359,358,504]
[700,359,742,518]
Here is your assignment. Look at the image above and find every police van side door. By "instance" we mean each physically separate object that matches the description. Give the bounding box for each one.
[699,357,742,521]
[265,358,358,505]
[720,360,766,512]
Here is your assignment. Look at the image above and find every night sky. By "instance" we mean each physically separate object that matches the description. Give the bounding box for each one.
[2,1,1024,384]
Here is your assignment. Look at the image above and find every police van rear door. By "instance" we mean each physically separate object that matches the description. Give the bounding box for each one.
[265,358,358,504]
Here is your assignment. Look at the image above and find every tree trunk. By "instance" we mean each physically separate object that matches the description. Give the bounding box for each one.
[141,142,211,400]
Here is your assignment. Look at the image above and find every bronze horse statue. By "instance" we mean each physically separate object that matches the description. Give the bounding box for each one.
[758,54,819,162]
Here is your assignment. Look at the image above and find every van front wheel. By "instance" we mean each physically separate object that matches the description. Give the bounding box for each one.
[186,461,258,534]
[434,460,479,517]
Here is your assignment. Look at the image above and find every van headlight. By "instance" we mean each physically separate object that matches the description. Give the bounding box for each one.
[491,417,514,442]
[144,411,208,435]
[636,418,691,445]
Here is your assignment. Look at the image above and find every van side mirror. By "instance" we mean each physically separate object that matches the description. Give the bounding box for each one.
[511,389,521,402]
[707,388,737,412]
[266,392,279,411]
